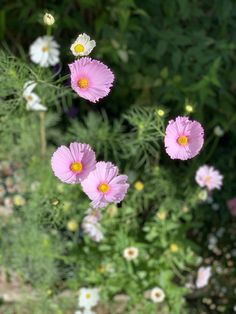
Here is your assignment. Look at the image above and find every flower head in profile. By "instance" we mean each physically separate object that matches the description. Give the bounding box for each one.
[29,36,59,67]
[81,161,129,208]
[195,165,223,191]
[78,288,99,310]
[82,209,103,242]
[23,81,47,111]
[227,198,236,216]
[51,142,96,184]
[123,247,139,261]
[69,57,114,103]
[196,266,211,288]
[70,33,96,57]
[150,287,165,303]
[164,116,204,160]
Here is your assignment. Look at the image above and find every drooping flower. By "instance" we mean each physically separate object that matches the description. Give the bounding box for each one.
[81,161,129,208]
[69,57,114,103]
[150,287,165,303]
[164,116,204,160]
[196,266,211,288]
[227,198,236,216]
[123,247,139,261]
[23,81,47,111]
[51,142,96,184]
[29,36,59,67]
[78,288,99,310]
[195,165,223,191]
[82,209,103,242]
[70,33,96,57]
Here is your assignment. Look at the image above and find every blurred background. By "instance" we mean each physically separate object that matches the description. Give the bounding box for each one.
[0,1,236,313]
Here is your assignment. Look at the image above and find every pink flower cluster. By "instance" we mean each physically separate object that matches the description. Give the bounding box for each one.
[51,142,129,208]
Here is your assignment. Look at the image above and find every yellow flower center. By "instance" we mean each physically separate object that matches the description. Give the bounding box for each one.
[155,292,161,298]
[74,43,85,53]
[27,95,33,101]
[70,162,83,173]
[128,250,134,256]
[42,46,49,52]
[85,293,91,299]
[77,77,89,89]
[204,176,211,184]
[98,183,109,193]
[177,135,188,146]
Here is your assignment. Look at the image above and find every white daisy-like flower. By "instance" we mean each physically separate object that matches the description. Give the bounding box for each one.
[123,247,139,261]
[23,81,47,111]
[150,287,165,303]
[29,36,59,67]
[70,33,96,57]
[196,266,211,288]
[78,288,99,310]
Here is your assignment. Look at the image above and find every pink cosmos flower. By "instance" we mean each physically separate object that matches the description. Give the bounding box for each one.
[195,165,223,191]
[51,142,96,184]
[227,198,236,216]
[69,57,114,103]
[196,266,211,288]
[81,161,129,208]
[82,209,103,242]
[164,116,204,160]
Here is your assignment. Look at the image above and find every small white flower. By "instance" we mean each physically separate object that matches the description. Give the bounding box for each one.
[70,33,96,57]
[43,13,55,26]
[123,247,139,261]
[196,266,211,288]
[29,36,59,67]
[214,126,224,137]
[150,287,165,303]
[23,81,47,111]
[82,210,103,242]
[79,288,99,310]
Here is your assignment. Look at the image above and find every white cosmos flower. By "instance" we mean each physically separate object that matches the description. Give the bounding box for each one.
[150,287,165,303]
[29,36,59,67]
[123,247,139,261]
[70,33,96,57]
[82,209,103,242]
[196,266,211,288]
[79,288,99,310]
[23,81,47,111]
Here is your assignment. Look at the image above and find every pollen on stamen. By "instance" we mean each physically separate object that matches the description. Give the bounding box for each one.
[77,77,89,89]
[42,46,49,52]
[70,161,83,173]
[74,43,85,53]
[177,135,188,146]
[98,183,109,193]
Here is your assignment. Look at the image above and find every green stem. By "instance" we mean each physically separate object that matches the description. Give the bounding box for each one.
[39,112,47,157]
